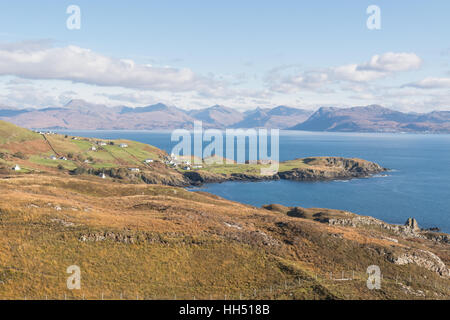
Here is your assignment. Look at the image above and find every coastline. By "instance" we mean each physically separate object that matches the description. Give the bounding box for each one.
[181,157,388,186]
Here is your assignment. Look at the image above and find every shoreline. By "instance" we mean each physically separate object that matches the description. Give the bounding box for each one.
[181,157,388,186]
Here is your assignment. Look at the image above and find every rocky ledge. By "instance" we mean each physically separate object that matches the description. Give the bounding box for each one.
[263,204,449,277]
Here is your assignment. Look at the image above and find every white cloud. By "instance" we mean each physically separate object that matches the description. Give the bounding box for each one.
[332,52,421,82]
[357,52,422,72]
[266,52,423,93]
[0,42,216,92]
[332,64,386,82]
[404,77,450,89]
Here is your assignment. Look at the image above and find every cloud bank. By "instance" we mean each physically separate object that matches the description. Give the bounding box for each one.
[0,43,214,92]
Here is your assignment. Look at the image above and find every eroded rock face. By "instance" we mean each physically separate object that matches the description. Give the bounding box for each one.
[387,249,450,277]
[405,218,420,232]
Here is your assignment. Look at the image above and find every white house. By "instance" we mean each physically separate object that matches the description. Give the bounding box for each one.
[128,168,140,172]
[50,155,57,160]
[98,142,107,146]
[119,143,128,148]
[144,159,154,163]
[99,173,106,179]
[12,164,21,171]
[59,156,68,161]
[90,146,97,151]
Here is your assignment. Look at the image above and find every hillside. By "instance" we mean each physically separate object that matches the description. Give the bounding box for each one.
[0,121,387,186]
[0,120,187,185]
[0,120,41,144]
[1,121,449,300]
[0,172,449,300]
[290,105,450,133]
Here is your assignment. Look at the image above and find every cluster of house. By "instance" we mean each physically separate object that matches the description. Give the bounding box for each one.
[163,153,203,171]
[89,141,107,151]
[35,130,56,135]
[49,155,68,161]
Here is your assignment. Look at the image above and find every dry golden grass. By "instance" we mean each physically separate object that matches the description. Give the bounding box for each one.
[0,173,449,300]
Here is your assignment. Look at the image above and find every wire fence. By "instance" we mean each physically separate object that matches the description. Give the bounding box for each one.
[1,267,449,300]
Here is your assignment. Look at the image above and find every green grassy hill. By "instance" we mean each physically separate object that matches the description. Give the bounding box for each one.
[0,120,40,144]
[0,120,166,175]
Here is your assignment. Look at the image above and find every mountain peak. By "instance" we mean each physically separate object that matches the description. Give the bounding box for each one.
[120,103,171,114]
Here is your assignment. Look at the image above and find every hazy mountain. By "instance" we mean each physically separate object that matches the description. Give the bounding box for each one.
[0,101,449,132]
[233,106,313,129]
[0,100,195,130]
[188,105,244,128]
[290,105,450,133]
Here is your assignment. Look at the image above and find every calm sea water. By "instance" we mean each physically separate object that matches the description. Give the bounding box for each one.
[57,130,450,232]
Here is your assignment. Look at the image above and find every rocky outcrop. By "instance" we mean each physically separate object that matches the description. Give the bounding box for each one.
[387,249,450,277]
[183,157,386,186]
[328,216,449,245]
[78,231,170,244]
[405,218,420,232]
[325,215,449,277]
[279,157,386,181]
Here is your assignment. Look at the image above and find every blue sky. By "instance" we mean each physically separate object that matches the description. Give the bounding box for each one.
[0,0,449,111]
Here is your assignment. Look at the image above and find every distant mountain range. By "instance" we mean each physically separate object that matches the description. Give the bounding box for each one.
[0,100,449,132]
[290,105,450,133]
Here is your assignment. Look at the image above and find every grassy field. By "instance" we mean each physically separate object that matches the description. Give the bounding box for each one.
[0,174,449,300]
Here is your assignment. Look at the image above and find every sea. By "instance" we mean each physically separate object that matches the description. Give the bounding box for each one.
[56,130,450,233]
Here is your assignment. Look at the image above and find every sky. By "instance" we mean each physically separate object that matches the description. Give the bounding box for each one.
[0,0,449,112]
